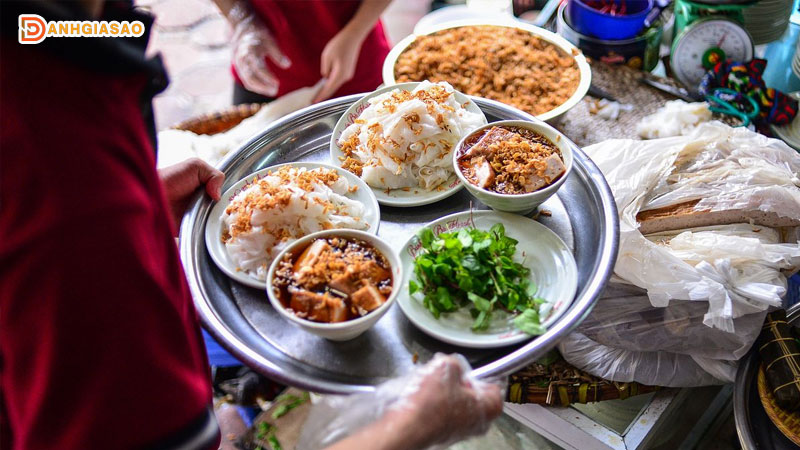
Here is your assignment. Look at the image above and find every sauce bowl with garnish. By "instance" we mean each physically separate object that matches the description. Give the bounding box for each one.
[453,120,573,214]
[266,229,401,341]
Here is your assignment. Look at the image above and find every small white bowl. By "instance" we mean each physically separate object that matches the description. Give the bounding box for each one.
[453,120,573,214]
[266,229,402,341]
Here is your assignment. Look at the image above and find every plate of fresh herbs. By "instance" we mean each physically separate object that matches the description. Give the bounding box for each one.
[397,210,578,348]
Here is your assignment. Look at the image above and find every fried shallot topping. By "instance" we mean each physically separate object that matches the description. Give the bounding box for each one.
[394,26,580,116]
[458,126,565,195]
[223,167,342,240]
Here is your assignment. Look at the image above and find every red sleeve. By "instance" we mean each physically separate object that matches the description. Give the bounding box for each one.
[0,38,215,449]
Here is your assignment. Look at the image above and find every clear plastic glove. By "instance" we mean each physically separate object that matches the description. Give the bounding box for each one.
[228,2,291,97]
[313,28,362,103]
[298,354,504,450]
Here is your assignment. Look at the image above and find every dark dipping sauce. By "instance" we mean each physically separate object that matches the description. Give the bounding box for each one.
[456,125,566,195]
[271,236,393,323]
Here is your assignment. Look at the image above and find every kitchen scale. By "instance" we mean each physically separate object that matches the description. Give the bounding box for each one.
[670,0,757,91]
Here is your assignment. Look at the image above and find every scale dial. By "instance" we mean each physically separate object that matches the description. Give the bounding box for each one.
[671,19,754,92]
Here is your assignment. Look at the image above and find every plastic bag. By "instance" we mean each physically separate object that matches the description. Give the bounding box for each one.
[558,332,736,387]
[585,122,800,331]
[564,123,800,386]
[297,354,505,450]
[641,123,800,217]
[576,282,768,361]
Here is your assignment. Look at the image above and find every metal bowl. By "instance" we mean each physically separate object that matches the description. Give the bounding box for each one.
[381,20,592,123]
[179,95,618,394]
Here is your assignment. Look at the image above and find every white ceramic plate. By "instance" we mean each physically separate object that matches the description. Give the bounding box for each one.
[381,20,592,122]
[412,5,518,34]
[396,210,578,348]
[329,82,486,207]
[204,162,380,289]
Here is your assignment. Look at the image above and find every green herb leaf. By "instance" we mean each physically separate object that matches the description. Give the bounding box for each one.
[525,282,538,298]
[472,310,489,330]
[418,227,434,248]
[472,238,491,252]
[467,292,492,312]
[461,254,481,272]
[435,286,455,310]
[409,280,420,295]
[433,263,452,278]
[268,435,282,450]
[411,223,546,335]
[514,309,547,335]
[457,274,474,291]
[490,222,505,237]
[271,392,309,419]
[445,236,460,249]
[457,229,473,247]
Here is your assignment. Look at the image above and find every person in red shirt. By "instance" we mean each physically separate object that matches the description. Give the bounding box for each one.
[0,1,224,448]
[212,0,392,104]
[1,2,501,449]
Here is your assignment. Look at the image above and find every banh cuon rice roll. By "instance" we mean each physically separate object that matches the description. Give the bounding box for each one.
[337,81,486,191]
[221,166,368,281]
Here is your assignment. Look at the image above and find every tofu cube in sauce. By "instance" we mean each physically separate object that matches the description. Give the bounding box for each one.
[273,236,393,324]
[457,126,565,195]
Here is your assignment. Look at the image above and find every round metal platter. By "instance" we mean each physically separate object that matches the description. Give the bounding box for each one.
[734,305,800,449]
[179,95,619,394]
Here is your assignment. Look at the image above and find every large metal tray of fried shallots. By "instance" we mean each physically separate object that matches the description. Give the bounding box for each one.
[180,95,619,394]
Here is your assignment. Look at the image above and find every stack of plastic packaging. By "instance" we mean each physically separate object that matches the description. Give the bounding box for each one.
[559,121,800,386]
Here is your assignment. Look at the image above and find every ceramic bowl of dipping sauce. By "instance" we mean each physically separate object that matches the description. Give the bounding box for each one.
[266,229,401,341]
[453,120,573,214]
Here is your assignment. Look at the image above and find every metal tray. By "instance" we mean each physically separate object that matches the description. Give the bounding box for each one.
[734,306,800,449]
[180,95,619,394]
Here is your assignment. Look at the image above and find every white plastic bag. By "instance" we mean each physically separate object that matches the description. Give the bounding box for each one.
[562,123,800,386]
[575,282,767,361]
[641,123,800,217]
[558,332,736,386]
[585,122,800,331]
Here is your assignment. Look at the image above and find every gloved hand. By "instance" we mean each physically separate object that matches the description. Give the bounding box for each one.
[227,2,291,97]
[394,353,504,448]
[298,354,504,450]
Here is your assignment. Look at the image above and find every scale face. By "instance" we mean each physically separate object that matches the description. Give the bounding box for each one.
[671,18,754,92]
